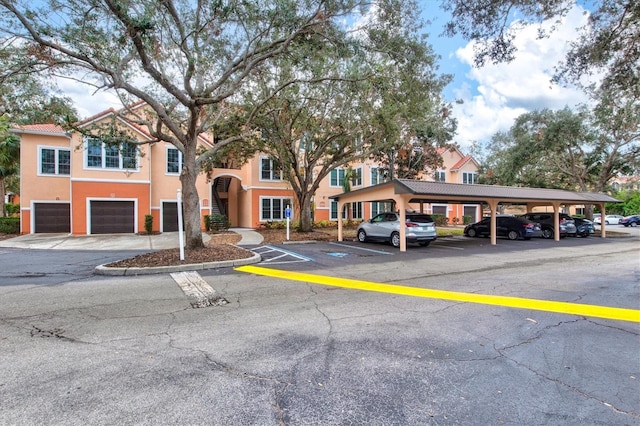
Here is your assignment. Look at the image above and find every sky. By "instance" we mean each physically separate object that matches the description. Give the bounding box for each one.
[60,2,593,153]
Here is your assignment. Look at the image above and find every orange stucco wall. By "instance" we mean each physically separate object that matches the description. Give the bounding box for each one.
[71,181,150,234]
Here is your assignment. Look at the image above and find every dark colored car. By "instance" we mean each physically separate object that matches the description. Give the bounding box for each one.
[572,217,595,237]
[464,215,542,240]
[519,213,577,238]
[619,215,640,227]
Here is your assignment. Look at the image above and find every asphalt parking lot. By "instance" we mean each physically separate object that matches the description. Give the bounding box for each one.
[1,230,638,425]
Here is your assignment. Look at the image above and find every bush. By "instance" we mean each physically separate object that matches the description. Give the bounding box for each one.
[0,217,19,234]
[144,214,153,234]
[431,214,449,227]
[206,214,230,231]
[5,203,19,216]
[463,215,472,225]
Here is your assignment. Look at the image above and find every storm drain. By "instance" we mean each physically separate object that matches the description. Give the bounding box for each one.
[170,271,228,308]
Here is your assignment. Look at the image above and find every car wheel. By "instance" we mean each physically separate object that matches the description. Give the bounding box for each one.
[466,228,477,237]
[357,229,367,243]
[507,230,519,240]
[631,222,638,227]
[390,232,400,248]
[419,241,431,247]
[541,228,553,239]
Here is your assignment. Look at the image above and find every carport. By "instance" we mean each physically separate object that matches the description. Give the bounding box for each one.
[331,179,620,252]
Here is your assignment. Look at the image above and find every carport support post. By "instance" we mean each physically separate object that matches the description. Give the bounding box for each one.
[552,203,561,241]
[487,199,499,245]
[599,203,607,238]
[337,201,344,242]
[395,196,408,252]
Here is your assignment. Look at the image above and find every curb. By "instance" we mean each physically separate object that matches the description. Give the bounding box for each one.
[94,252,262,276]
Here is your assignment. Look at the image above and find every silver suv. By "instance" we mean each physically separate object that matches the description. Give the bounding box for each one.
[356,212,437,248]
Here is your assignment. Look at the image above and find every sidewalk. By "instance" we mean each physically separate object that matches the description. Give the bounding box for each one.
[0,228,263,250]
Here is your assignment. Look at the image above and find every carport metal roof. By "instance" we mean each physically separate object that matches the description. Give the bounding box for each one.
[331,179,620,251]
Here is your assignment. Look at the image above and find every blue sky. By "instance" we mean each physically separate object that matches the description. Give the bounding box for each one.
[61,1,594,152]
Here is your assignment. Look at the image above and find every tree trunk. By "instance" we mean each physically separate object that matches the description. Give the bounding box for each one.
[298,191,314,232]
[0,178,5,217]
[180,144,204,249]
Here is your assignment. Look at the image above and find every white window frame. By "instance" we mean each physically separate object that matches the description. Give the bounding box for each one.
[330,168,345,188]
[435,170,446,182]
[463,171,477,184]
[38,146,71,176]
[84,137,139,171]
[351,202,363,220]
[166,146,183,175]
[260,196,293,221]
[352,167,363,187]
[330,200,348,220]
[260,157,283,181]
[370,167,385,185]
[370,201,391,218]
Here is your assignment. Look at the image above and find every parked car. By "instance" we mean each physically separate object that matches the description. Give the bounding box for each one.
[572,217,595,237]
[519,213,577,239]
[356,212,437,248]
[594,214,624,225]
[463,215,542,240]
[619,215,640,227]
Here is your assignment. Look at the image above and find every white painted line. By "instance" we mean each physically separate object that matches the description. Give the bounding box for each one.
[263,245,314,261]
[328,242,392,255]
[170,271,227,308]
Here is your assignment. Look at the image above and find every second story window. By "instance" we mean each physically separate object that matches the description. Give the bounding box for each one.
[370,167,385,185]
[261,158,282,181]
[330,168,345,187]
[435,171,446,182]
[39,147,71,176]
[85,138,139,170]
[167,147,183,174]
[463,171,477,184]
[352,167,363,187]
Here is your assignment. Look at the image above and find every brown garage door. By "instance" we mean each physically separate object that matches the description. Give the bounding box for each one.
[90,201,135,234]
[34,203,70,233]
[162,201,179,232]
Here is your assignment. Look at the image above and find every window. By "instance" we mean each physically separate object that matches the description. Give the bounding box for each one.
[260,158,282,181]
[39,147,71,176]
[435,171,446,182]
[463,172,477,184]
[261,197,292,221]
[351,202,363,219]
[85,138,139,170]
[167,147,182,174]
[330,168,345,187]
[370,167,385,185]
[330,200,348,220]
[352,167,363,187]
[370,201,391,217]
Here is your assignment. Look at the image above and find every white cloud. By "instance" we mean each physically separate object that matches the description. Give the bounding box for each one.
[56,76,123,119]
[450,5,593,148]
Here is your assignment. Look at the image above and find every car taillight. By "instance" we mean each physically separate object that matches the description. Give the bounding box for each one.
[406,222,419,227]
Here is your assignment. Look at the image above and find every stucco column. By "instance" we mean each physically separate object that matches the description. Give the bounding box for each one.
[395,196,408,252]
[486,199,499,245]
[337,200,344,242]
[552,203,561,241]
[599,204,606,238]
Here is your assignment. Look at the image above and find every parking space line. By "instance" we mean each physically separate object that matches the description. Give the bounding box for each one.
[327,242,392,255]
[235,265,640,323]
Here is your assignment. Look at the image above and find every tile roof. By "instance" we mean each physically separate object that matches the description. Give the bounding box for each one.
[11,124,67,135]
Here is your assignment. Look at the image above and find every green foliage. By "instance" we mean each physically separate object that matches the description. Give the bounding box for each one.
[431,214,449,226]
[206,214,231,231]
[5,203,19,216]
[463,215,472,225]
[144,214,153,234]
[606,190,640,216]
[0,217,19,234]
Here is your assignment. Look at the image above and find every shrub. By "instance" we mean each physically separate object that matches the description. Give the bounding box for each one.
[463,215,472,225]
[451,217,460,225]
[206,214,231,231]
[432,214,449,227]
[144,214,153,234]
[5,203,19,216]
[0,217,20,234]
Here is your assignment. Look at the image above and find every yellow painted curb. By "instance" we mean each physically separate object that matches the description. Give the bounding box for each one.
[236,265,640,323]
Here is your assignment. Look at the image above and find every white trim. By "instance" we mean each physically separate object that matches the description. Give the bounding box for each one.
[165,145,183,176]
[86,197,138,235]
[29,200,71,235]
[71,177,151,184]
[82,137,141,172]
[37,145,71,177]
[259,196,293,221]
[259,156,283,182]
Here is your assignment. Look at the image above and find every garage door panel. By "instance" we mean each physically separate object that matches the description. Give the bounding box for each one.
[90,201,135,234]
[34,203,70,233]
[162,202,178,232]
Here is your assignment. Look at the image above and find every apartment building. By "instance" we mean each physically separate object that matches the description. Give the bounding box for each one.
[13,105,480,234]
